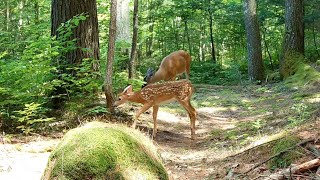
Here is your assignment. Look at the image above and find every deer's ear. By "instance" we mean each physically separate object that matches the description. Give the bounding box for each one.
[123,85,133,93]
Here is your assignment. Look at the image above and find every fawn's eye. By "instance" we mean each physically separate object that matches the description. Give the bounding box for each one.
[118,97,122,101]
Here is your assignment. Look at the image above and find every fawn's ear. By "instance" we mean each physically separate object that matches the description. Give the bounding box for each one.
[123,85,133,93]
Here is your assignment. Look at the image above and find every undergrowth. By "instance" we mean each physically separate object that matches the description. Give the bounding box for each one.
[268,136,303,170]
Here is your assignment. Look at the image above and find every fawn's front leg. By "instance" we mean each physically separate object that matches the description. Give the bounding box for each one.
[132,102,154,128]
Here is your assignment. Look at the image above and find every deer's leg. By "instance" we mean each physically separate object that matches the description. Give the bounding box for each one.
[178,99,197,140]
[132,102,154,128]
[152,105,159,138]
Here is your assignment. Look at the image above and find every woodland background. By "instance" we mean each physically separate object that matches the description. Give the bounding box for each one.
[0,0,320,179]
[0,0,319,155]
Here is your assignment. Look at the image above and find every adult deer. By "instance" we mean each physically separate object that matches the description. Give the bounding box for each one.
[144,50,191,84]
[114,80,197,140]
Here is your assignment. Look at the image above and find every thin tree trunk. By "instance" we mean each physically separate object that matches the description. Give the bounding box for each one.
[6,0,10,31]
[174,19,179,50]
[34,1,39,24]
[146,0,154,57]
[209,14,216,63]
[261,24,274,70]
[105,0,117,113]
[199,23,204,61]
[128,0,138,79]
[184,20,192,56]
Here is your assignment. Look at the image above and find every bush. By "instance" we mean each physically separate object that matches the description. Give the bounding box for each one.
[42,121,168,180]
[190,61,247,85]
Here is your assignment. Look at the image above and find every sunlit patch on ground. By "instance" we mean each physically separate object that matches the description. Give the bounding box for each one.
[0,139,60,180]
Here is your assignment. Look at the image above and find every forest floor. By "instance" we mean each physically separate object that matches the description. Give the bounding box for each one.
[0,82,319,180]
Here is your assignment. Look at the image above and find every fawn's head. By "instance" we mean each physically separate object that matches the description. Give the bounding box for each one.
[114,85,133,107]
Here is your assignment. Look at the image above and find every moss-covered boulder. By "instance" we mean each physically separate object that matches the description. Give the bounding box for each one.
[42,121,168,180]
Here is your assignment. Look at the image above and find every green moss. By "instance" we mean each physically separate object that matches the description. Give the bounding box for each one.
[42,121,168,180]
[280,52,303,79]
[268,136,303,170]
[285,63,320,87]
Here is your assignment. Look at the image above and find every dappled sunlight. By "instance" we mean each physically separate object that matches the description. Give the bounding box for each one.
[305,95,320,103]
[197,106,228,114]
[157,110,185,123]
[250,131,287,147]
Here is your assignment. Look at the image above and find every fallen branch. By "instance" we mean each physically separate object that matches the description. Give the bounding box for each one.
[244,138,315,174]
[305,144,320,157]
[267,158,320,180]
[228,137,286,159]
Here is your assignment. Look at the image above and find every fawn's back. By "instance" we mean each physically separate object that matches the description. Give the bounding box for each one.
[140,80,193,102]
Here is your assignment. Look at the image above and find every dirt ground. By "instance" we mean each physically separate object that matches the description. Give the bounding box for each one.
[0,106,236,180]
[0,84,319,180]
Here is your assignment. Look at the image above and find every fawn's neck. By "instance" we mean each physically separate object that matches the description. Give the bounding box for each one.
[128,92,147,104]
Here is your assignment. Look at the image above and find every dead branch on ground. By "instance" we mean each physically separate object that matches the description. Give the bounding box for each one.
[244,138,315,174]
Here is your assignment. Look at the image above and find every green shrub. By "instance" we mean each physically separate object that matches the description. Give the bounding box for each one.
[190,61,247,85]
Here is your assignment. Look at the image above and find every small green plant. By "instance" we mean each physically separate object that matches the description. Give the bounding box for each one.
[83,106,109,116]
[288,103,309,126]
[12,103,54,135]
[268,136,303,170]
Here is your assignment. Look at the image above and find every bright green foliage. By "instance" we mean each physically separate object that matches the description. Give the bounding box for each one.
[113,71,145,93]
[12,103,55,135]
[42,121,168,180]
[190,61,248,85]
[0,13,101,131]
[0,32,59,129]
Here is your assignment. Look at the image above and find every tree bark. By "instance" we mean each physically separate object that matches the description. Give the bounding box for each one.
[51,0,100,71]
[6,0,10,31]
[184,20,192,56]
[312,18,320,57]
[261,24,274,70]
[280,0,304,79]
[129,0,138,79]
[243,0,264,82]
[105,0,117,113]
[209,14,216,63]
[34,1,39,24]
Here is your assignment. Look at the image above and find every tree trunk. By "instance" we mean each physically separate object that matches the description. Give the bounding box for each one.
[280,0,304,79]
[51,0,100,71]
[6,0,10,31]
[243,0,264,82]
[184,20,192,56]
[209,14,216,63]
[105,0,117,113]
[129,0,138,79]
[34,1,39,24]
[312,18,320,57]
[261,24,274,70]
